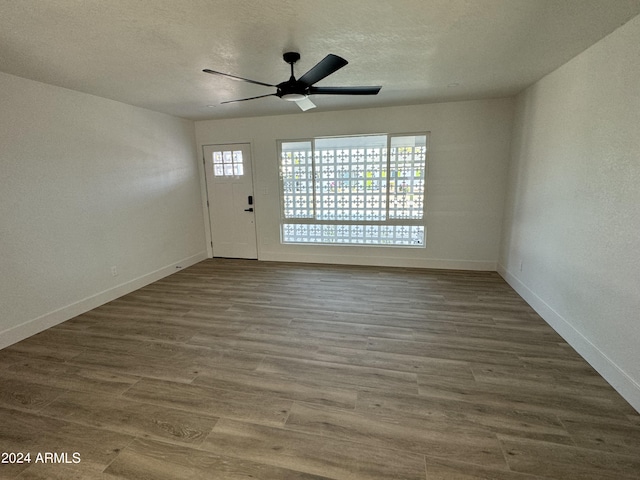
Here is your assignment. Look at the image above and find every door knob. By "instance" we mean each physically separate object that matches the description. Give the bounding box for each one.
[244,208,254,212]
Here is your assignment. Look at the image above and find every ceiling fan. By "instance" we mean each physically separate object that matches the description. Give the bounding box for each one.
[203,52,381,111]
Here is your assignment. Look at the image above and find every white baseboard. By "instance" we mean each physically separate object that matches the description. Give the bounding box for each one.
[497,263,640,413]
[0,251,207,350]
[260,252,496,271]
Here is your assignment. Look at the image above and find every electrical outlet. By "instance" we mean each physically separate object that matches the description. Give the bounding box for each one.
[111,266,118,276]
[519,261,523,272]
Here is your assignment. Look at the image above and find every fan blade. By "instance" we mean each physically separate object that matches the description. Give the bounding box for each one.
[203,69,276,88]
[295,97,316,111]
[220,93,277,104]
[298,54,348,87]
[309,86,381,95]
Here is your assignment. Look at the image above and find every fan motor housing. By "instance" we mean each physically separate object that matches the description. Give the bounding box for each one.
[276,80,308,99]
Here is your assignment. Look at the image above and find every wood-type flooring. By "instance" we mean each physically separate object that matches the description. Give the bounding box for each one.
[0,258,638,479]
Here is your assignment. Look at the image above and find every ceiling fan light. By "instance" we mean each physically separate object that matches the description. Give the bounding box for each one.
[281,93,307,101]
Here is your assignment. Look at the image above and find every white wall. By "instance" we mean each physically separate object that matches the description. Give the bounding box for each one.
[499,15,640,411]
[0,72,207,348]
[196,98,514,270]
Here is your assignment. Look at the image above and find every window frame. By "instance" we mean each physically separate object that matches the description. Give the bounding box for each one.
[278,131,429,247]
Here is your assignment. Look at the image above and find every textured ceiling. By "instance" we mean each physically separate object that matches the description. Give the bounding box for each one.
[1,0,639,120]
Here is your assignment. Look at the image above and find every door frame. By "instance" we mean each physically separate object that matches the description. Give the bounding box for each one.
[201,142,258,259]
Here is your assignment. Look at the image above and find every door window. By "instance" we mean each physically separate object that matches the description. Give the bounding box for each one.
[213,150,244,177]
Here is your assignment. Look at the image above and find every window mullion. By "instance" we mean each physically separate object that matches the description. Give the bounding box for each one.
[311,138,317,220]
[385,134,392,221]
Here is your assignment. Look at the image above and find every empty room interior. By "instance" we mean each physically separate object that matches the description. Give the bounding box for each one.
[1,1,640,479]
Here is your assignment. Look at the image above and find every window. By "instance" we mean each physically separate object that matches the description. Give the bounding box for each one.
[213,150,244,176]
[279,133,427,246]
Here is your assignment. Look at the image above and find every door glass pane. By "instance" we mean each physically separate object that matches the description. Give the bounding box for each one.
[232,151,244,176]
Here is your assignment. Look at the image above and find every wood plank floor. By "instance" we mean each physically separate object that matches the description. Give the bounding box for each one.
[1,258,638,479]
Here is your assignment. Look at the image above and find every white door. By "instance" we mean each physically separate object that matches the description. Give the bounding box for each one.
[203,143,257,259]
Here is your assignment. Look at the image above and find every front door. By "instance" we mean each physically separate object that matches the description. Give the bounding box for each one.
[203,143,257,259]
